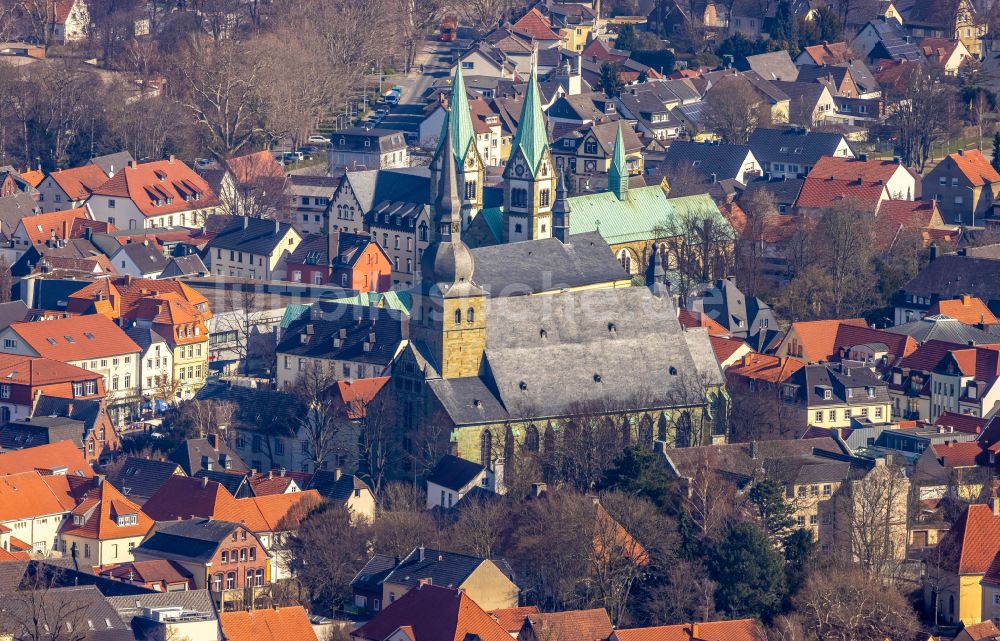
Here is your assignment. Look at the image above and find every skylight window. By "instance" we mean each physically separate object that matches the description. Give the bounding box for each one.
[46,338,57,345]
[84,332,95,340]
[65,336,75,343]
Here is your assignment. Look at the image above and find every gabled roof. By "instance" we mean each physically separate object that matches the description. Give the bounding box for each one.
[808,156,907,184]
[206,217,297,255]
[945,149,1000,187]
[114,242,168,275]
[522,609,613,641]
[332,376,391,419]
[19,207,91,244]
[614,618,763,641]
[663,141,754,182]
[937,503,1000,575]
[221,606,318,641]
[427,454,485,491]
[512,8,561,40]
[795,176,887,211]
[930,440,988,468]
[887,316,1000,345]
[935,411,988,435]
[0,471,78,521]
[137,518,252,563]
[489,606,539,634]
[47,165,109,201]
[59,481,153,541]
[742,51,799,81]
[748,127,849,166]
[353,584,511,641]
[726,353,804,383]
[928,296,998,325]
[7,315,141,360]
[0,438,93,476]
[678,309,729,336]
[799,42,853,65]
[382,547,510,593]
[90,159,220,217]
[224,151,285,185]
[89,152,134,177]
[875,199,941,251]
[784,318,868,362]
[308,470,372,502]
[108,457,183,501]
[0,353,103,387]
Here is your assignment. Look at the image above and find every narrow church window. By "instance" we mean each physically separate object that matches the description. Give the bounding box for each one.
[481,430,492,469]
[465,181,477,199]
[539,189,550,207]
[454,309,462,325]
[467,307,475,323]
[525,425,540,452]
[515,223,523,234]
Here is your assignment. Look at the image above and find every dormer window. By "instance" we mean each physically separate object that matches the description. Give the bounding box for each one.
[74,515,85,526]
[116,513,138,526]
[824,389,832,400]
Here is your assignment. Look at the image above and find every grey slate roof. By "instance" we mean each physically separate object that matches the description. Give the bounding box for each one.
[206,217,296,254]
[1,585,135,641]
[864,18,924,61]
[117,242,168,275]
[89,151,134,176]
[123,326,168,353]
[425,287,723,425]
[351,554,397,594]
[742,51,799,81]
[309,470,372,502]
[137,519,243,563]
[0,192,39,233]
[748,127,849,171]
[788,363,891,407]
[740,176,805,207]
[689,277,780,350]
[0,301,31,332]
[286,174,340,198]
[899,255,1000,308]
[31,395,104,432]
[343,167,430,213]
[331,128,408,154]
[886,314,1000,344]
[276,306,403,366]
[0,416,87,450]
[167,436,247,476]
[426,454,485,491]
[193,469,253,497]
[159,254,209,278]
[469,232,628,297]
[109,457,183,502]
[381,547,512,592]
[663,140,754,182]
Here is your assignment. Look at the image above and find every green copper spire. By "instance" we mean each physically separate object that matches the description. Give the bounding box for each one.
[609,122,628,201]
[509,60,549,175]
[436,64,476,165]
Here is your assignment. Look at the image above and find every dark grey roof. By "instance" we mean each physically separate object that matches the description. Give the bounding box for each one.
[109,457,183,501]
[742,51,799,81]
[206,217,296,254]
[740,176,805,206]
[689,277,780,349]
[286,174,340,198]
[885,314,1000,344]
[106,590,218,640]
[546,93,611,122]
[0,192,39,233]
[276,306,403,366]
[864,18,924,61]
[167,436,247,476]
[0,585,134,641]
[287,232,376,268]
[647,78,704,104]
[426,454,484,491]
[771,80,827,115]
[469,232,627,297]
[343,167,430,213]
[900,254,1000,307]
[117,243,168,275]
[309,470,371,502]
[159,254,208,278]
[331,128,408,154]
[381,547,508,592]
[788,363,891,407]
[192,382,303,436]
[0,300,31,332]
[137,519,242,563]
[663,140,753,182]
[748,127,849,169]
[794,64,852,88]
[665,437,845,484]
[15,278,91,311]
[89,151,134,176]
[192,469,253,497]
[0,560,153,597]
[0,416,86,450]
[123,326,168,353]
[792,461,852,484]
[424,287,723,425]
[351,554,397,594]
[31,395,104,432]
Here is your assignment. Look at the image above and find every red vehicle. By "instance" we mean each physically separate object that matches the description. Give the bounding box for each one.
[440,15,457,42]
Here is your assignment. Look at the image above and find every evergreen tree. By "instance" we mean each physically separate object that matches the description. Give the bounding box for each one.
[748,476,796,544]
[783,527,816,599]
[769,0,796,43]
[992,132,1000,172]
[597,446,678,511]
[813,5,841,43]
[707,522,788,620]
[600,62,624,97]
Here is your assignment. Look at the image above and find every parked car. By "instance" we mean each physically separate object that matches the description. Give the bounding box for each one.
[308,134,330,144]
[299,144,318,154]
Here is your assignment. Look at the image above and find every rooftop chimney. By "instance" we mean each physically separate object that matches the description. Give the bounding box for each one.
[335,467,342,481]
[200,475,208,488]
[418,545,425,562]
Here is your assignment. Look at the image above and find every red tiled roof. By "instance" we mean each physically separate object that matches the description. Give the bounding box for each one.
[8,315,141,361]
[613,618,763,641]
[810,156,906,184]
[224,151,285,185]
[935,411,988,435]
[930,441,987,468]
[678,309,729,336]
[920,37,963,66]
[0,440,93,476]
[99,559,193,585]
[488,606,539,634]
[247,472,297,496]
[900,339,968,372]
[832,323,917,362]
[67,277,211,323]
[796,177,887,211]
[582,38,629,63]
[19,207,91,245]
[47,165,108,201]
[940,503,1000,575]
[332,377,390,419]
[524,609,613,641]
[0,471,76,521]
[0,354,104,388]
[220,607,318,641]
[800,42,852,65]
[929,296,998,325]
[513,8,561,40]
[710,335,749,365]
[726,353,804,383]
[59,481,153,541]
[353,584,512,641]
[948,149,1000,187]
[875,200,940,251]
[959,620,1000,640]
[91,159,220,218]
[785,318,868,363]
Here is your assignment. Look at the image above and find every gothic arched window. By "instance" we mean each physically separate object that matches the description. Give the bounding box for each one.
[481,430,493,469]
[454,309,462,325]
[418,221,428,242]
[525,425,540,452]
[639,415,654,448]
[467,307,475,323]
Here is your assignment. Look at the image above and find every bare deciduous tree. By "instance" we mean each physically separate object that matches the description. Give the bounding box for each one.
[704,75,767,145]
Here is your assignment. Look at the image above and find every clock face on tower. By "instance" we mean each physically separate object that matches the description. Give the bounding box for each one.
[515,164,525,177]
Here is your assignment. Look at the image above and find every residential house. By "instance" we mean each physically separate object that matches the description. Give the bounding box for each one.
[107,456,185,505]
[748,127,854,180]
[921,37,972,74]
[57,480,153,567]
[924,500,1000,624]
[805,154,916,198]
[98,560,195,592]
[725,352,805,392]
[124,326,173,402]
[36,165,108,213]
[980,558,1000,628]
[771,81,838,127]
[704,71,790,124]
[0,470,76,555]
[0,438,94,476]
[48,0,89,43]
[518,609,614,641]
[783,362,893,428]
[875,199,951,252]
[550,121,644,193]
[425,454,491,509]
[894,251,1000,324]
[896,0,986,56]
[661,141,762,185]
[352,584,511,641]
[275,305,405,390]
[852,18,926,64]
[85,158,220,230]
[1,396,118,464]
[925,150,1000,226]
[795,41,856,66]
[913,440,990,500]
[327,128,410,173]
[688,277,780,350]
[740,51,800,81]
[0,353,105,424]
[167,435,246,476]
[286,175,337,237]
[11,207,94,251]
[352,546,517,615]
[308,469,376,522]
[0,315,141,423]
[285,232,392,292]
[930,296,998,325]
[205,217,302,281]
[613,620,763,641]
[200,151,286,219]
[220,606,317,641]
[160,254,209,279]
[132,518,271,608]
[109,241,168,278]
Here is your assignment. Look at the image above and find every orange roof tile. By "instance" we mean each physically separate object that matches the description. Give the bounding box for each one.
[525,609,613,641]
[809,156,905,184]
[20,168,44,188]
[354,584,512,641]
[948,149,1000,187]
[725,353,804,383]
[614,619,763,641]
[940,503,1000,575]
[785,318,868,362]
[220,607,318,641]
[875,200,940,251]
[488,606,539,634]
[677,309,729,336]
[958,620,1000,641]
[928,296,998,325]
[19,207,91,245]
[333,377,390,419]
[67,277,211,322]
[710,335,750,365]
[0,440,93,476]
[59,481,153,541]
[225,151,286,184]
[0,471,76,521]
[512,8,561,40]
[930,441,987,468]
[0,354,104,388]
[8,315,141,361]
[796,177,887,211]
[48,165,109,201]
[90,159,220,218]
